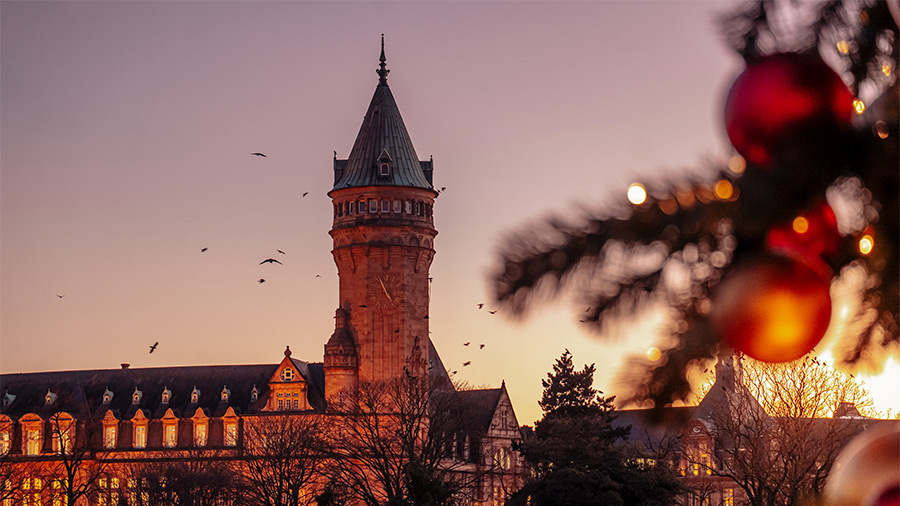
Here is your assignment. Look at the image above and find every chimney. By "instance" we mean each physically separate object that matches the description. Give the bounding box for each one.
[121,363,130,370]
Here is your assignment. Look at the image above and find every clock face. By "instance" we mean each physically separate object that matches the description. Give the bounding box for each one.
[370,274,402,311]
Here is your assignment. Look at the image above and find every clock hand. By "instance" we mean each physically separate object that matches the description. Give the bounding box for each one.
[378,277,393,302]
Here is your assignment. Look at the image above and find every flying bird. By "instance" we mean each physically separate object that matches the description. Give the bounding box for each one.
[258,278,266,284]
[440,187,446,192]
[315,274,321,278]
[251,152,267,157]
[477,303,484,309]
[149,342,159,354]
[479,344,485,349]
[56,294,65,298]
[451,370,458,375]
[463,342,470,346]
[423,315,429,319]
[462,361,471,367]
[302,192,309,197]
[276,249,285,255]
[201,247,208,252]
[488,310,498,314]
[260,258,282,265]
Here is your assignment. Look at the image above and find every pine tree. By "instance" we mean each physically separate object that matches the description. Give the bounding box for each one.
[492,0,898,411]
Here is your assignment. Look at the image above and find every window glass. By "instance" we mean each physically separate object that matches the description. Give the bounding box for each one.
[381,200,390,213]
[104,425,116,449]
[225,423,238,447]
[369,199,377,213]
[405,201,412,214]
[349,201,355,214]
[165,425,177,448]
[393,200,401,213]
[0,431,9,455]
[194,424,207,447]
[26,429,40,455]
[134,425,146,449]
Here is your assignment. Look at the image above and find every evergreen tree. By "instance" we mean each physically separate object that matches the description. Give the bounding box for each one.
[507,351,681,506]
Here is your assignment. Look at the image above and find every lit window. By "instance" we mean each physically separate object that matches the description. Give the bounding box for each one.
[723,488,734,506]
[221,387,230,402]
[292,397,299,410]
[103,388,113,404]
[190,387,200,404]
[393,200,401,213]
[281,368,294,382]
[26,428,41,455]
[50,479,65,506]
[164,424,177,448]
[104,424,117,449]
[0,431,9,455]
[405,201,412,214]
[161,388,171,404]
[414,202,420,215]
[134,425,146,449]
[701,453,712,475]
[369,199,377,213]
[224,422,238,447]
[132,389,142,404]
[194,424,207,447]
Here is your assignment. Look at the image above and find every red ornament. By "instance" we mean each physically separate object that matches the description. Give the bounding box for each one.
[765,201,841,261]
[724,52,854,167]
[710,252,832,363]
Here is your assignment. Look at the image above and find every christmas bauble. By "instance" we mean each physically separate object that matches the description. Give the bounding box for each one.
[710,252,832,363]
[724,52,854,167]
[824,424,900,506]
[766,201,841,261]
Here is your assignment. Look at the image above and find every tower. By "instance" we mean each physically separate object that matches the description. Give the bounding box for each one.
[325,37,438,400]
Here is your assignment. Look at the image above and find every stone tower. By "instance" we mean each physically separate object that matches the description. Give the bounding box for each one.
[325,37,438,401]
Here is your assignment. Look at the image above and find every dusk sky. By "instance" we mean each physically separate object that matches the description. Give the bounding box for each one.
[3,1,896,425]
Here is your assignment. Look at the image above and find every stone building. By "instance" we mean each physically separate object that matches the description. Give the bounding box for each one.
[0,40,523,506]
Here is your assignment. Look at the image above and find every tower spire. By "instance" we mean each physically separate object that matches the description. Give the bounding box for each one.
[377,34,390,85]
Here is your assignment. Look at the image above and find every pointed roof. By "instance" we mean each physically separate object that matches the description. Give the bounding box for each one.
[332,36,434,191]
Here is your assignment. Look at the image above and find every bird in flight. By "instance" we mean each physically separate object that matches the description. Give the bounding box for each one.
[258,278,266,284]
[260,258,282,265]
[315,274,321,278]
[477,303,484,309]
[201,247,208,252]
[450,370,458,375]
[276,249,285,255]
[462,361,471,367]
[359,304,368,308]
[302,192,309,197]
[463,342,470,346]
[149,342,159,354]
[251,152,267,157]
[488,310,498,314]
[56,294,65,298]
[480,344,485,349]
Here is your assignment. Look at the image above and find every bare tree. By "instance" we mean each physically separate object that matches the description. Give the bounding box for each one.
[693,355,875,506]
[240,414,327,506]
[125,449,244,506]
[42,412,110,506]
[323,375,467,506]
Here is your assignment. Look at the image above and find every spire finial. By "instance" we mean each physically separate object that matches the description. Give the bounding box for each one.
[377,34,390,85]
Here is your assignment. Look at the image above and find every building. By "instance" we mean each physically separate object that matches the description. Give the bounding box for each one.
[616,355,899,506]
[0,39,524,506]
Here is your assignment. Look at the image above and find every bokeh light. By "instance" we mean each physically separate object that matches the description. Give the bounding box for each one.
[859,235,874,255]
[836,40,850,54]
[792,216,809,234]
[627,183,647,205]
[647,347,661,362]
[875,121,889,139]
[727,154,746,174]
[853,98,866,114]
[882,64,892,77]
[714,180,734,200]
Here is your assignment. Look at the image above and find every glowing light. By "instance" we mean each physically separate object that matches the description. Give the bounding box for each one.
[727,155,746,174]
[714,180,733,200]
[853,98,865,115]
[874,121,889,139]
[836,40,850,54]
[792,216,809,234]
[658,199,678,215]
[647,347,661,362]
[627,183,647,205]
[882,64,892,77]
[859,235,874,255]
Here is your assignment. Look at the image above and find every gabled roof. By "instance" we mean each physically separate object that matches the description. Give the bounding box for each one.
[454,387,502,434]
[332,38,434,191]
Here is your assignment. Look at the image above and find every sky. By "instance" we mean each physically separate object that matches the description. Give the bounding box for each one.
[2,0,897,426]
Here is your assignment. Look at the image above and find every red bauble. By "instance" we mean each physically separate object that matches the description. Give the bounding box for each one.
[724,52,854,167]
[766,201,841,261]
[710,252,832,363]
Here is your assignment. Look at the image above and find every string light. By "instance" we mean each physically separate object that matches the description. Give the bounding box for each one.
[853,98,865,115]
[714,180,734,200]
[836,40,850,54]
[627,183,647,205]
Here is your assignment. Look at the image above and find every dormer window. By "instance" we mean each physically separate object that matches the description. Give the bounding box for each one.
[103,388,113,404]
[380,162,391,177]
[45,389,57,406]
[190,386,200,404]
[250,385,259,402]
[221,386,230,403]
[3,392,15,407]
[281,368,294,382]
[161,387,171,404]
[132,388,142,404]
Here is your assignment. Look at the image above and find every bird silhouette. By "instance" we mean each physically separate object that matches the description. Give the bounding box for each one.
[56,294,65,298]
[451,370,458,375]
[479,344,485,349]
[423,315,429,319]
[149,342,159,354]
[440,187,446,192]
[488,310,497,314]
[359,304,368,308]
[251,152,267,157]
[462,361,471,367]
[302,192,309,197]
[463,342,470,346]
[477,303,484,309]
[276,249,285,255]
[260,258,282,265]
[315,274,321,278]
[258,278,266,284]
[201,247,208,252]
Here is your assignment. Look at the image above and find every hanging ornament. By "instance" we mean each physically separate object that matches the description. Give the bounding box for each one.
[824,424,900,506]
[766,201,841,261]
[724,52,855,167]
[710,251,832,363]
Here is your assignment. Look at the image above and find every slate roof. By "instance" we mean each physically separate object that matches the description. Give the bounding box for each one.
[332,40,434,191]
[454,388,502,434]
[0,362,324,420]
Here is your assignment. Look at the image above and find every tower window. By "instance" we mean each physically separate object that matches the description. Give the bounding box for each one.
[380,162,390,176]
[393,200,401,213]
[349,201,355,214]
[358,200,365,213]
[369,199,377,213]
[381,200,390,213]
[405,201,412,214]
